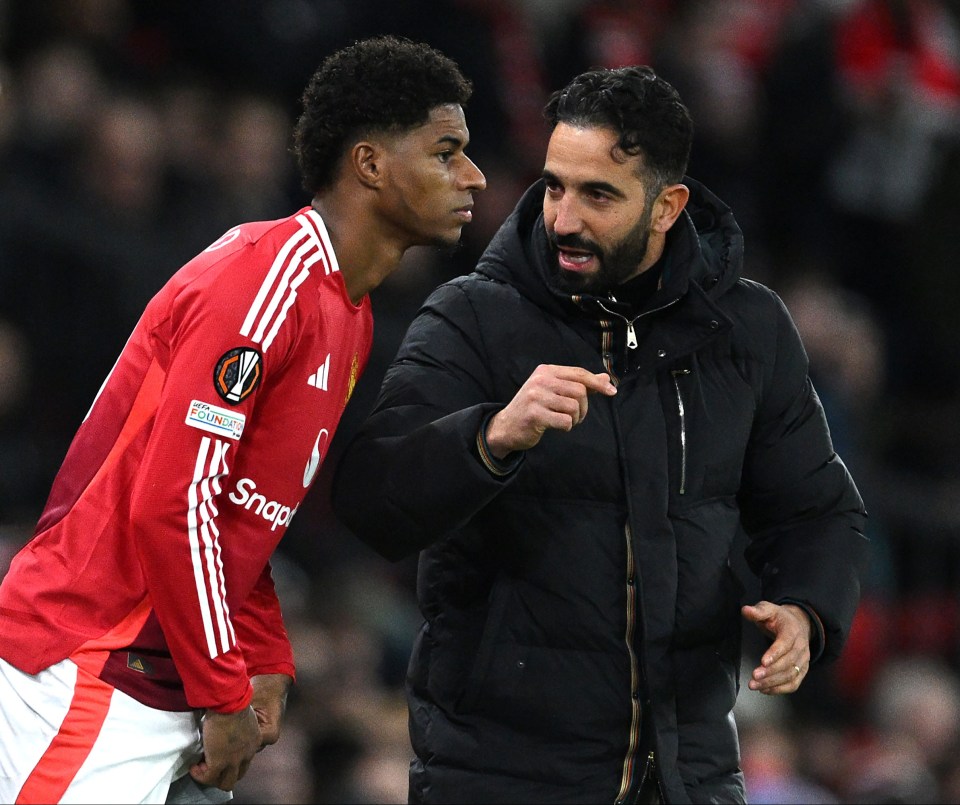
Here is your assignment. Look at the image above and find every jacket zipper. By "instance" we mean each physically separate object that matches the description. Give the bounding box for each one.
[671,369,690,495]
[597,299,640,351]
[615,523,642,805]
[637,750,665,802]
[596,296,681,353]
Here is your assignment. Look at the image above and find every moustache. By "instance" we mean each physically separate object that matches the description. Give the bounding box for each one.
[549,231,602,255]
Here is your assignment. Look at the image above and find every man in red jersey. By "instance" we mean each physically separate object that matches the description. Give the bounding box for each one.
[0,35,485,804]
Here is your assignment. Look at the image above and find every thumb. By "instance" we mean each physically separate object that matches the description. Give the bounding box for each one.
[742,601,779,639]
[741,600,776,623]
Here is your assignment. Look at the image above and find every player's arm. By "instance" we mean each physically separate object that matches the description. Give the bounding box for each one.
[130,266,297,785]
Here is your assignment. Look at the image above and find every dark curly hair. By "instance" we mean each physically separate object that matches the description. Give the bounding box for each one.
[544,66,693,192]
[293,35,473,195]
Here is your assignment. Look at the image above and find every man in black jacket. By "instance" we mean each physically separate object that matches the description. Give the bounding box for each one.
[331,65,868,804]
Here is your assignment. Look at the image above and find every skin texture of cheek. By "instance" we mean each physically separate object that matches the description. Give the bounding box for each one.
[382,168,449,244]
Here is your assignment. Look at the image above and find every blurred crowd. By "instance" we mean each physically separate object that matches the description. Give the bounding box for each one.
[2,0,960,802]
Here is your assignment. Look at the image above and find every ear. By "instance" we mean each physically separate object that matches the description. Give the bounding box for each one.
[350,141,384,189]
[651,183,690,234]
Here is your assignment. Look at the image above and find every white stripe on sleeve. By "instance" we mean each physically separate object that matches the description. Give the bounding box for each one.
[188,437,235,659]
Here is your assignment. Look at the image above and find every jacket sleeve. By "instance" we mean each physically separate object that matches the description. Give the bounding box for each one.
[738,290,869,663]
[232,562,296,680]
[332,281,520,560]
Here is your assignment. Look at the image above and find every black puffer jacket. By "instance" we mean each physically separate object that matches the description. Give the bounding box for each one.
[331,178,868,804]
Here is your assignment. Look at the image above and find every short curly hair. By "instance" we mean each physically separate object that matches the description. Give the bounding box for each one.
[544,66,693,191]
[293,35,473,195]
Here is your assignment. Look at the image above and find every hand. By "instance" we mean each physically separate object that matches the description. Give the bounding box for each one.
[190,706,260,791]
[485,365,617,457]
[251,673,293,749]
[742,601,812,695]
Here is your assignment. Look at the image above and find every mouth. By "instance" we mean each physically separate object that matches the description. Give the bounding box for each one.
[454,204,474,223]
[557,248,597,272]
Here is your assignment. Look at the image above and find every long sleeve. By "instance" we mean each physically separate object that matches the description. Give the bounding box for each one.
[738,292,869,662]
[332,281,517,560]
[128,283,281,712]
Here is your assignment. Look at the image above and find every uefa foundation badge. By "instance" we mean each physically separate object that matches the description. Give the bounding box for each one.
[185,400,246,440]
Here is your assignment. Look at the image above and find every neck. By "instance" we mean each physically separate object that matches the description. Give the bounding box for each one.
[311,194,407,305]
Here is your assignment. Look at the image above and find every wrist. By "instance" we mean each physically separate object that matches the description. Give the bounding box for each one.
[483,411,513,459]
[778,598,825,663]
[476,411,522,477]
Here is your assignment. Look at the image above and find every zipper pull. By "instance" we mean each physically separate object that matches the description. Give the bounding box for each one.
[626,320,638,349]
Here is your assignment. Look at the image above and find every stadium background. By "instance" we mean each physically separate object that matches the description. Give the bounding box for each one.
[2,1,960,801]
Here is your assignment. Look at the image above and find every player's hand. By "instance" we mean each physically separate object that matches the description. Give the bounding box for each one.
[251,673,293,749]
[742,601,812,695]
[485,364,616,457]
[190,705,261,791]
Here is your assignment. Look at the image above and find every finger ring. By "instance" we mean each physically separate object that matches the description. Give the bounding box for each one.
[794,664,802,676]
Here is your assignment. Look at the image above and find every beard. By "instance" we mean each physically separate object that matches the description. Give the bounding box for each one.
[548,207,653,295]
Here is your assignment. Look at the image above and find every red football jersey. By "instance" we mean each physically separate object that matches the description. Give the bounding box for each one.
[0,208,373,712]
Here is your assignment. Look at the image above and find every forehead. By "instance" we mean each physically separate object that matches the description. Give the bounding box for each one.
[427,103,467,130]
[396,103,469,146]
[544,122,643,188]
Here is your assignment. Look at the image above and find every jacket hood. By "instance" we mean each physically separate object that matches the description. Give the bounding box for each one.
[475,176,744,315]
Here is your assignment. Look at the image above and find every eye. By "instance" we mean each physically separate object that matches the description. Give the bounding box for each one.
[544,180,562,196]
[437,150,453,164]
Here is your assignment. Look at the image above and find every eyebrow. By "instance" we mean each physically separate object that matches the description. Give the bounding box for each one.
[541,169,625,199]
[436,134,466,149]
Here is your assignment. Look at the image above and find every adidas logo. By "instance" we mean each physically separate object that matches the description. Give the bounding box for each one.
[308,354,331,391]
[126,653,154,674]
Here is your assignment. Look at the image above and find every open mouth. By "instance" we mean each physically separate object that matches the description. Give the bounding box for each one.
[557,249,596,271]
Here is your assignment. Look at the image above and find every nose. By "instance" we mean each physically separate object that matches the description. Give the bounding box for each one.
[550,195,582,236]
[461,155,486,192]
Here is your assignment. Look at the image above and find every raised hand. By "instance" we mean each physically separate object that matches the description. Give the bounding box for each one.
[484,364,617,457]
